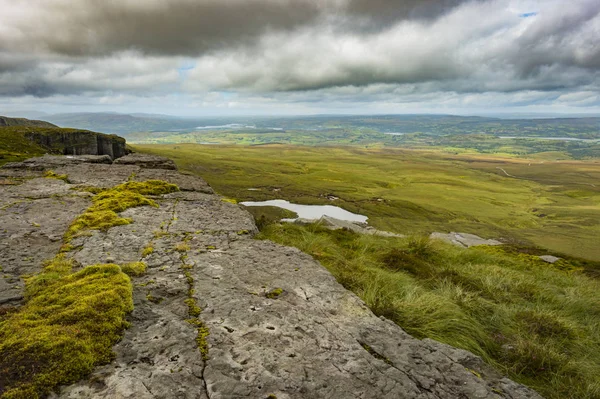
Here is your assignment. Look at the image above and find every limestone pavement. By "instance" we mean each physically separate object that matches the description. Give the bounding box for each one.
[0,155,543,399]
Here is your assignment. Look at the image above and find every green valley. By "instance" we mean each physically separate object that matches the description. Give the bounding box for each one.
[134,144,600,262]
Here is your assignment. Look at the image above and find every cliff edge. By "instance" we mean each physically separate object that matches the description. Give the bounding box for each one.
[0,154,542,399]
[0,116,127,162]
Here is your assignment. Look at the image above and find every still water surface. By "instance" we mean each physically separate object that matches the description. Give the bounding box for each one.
[240,199,368,223]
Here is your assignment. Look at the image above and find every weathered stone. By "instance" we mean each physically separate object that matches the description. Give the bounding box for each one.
[430,232,503,248]
[539,255,561,264]
[2,154,113,170]
[24,130,126,159]
[114,153,177,170]
[1,156,542,399]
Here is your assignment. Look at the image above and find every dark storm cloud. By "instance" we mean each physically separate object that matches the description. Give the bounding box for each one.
[345,0,471,27]
[1,0,471,57]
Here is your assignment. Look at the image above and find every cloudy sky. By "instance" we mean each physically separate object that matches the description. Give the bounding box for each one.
[0,0,599,116]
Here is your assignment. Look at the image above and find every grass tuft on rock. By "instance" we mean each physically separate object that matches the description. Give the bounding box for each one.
[258,222,600,399]
[0,255,133,399]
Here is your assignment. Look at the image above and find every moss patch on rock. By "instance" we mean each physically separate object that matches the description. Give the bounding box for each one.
[0,255,133,399]
[64,180,179,242]
[121,262,147,277]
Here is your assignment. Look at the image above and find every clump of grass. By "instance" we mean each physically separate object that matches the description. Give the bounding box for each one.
[44,170,68,182]
[258,222,600,399]
[0,255,132,398]
[121,261,147,277]
[175,242,190,252]
[64,180,179,242]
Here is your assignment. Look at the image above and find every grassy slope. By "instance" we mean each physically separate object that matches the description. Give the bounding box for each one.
[0,128,47,166]
[134,144,600,261]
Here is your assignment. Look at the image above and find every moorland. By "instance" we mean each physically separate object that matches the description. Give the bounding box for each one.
[130,115,599,398]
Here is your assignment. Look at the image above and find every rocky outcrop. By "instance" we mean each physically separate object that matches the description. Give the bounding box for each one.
[0,155,542,399]
[23,129,127,159]
[0,117,127,159]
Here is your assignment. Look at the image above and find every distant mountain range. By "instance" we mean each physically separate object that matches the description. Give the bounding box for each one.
[0,111,598,139]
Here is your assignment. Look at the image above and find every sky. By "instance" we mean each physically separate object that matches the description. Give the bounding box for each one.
[0,0,599,117]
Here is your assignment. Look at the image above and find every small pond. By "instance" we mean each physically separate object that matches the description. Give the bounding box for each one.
[240,199,368,223]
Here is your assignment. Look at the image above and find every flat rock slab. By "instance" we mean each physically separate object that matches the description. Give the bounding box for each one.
[539,255,561,264]
[1,155,541,399]
[430,232,503,248]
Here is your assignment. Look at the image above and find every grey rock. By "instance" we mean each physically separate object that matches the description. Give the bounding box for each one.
[2,154,113,170]
[114,153,177,170]
[430,232,503,248]
[539,255,561,264]
[24,130,126,159]
[1,155,542,399]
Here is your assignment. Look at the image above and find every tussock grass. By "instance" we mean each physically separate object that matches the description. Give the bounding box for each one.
[258,223,600,399]
[0,256,133,399]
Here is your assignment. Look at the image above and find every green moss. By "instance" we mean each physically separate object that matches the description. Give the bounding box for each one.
[141,245,154,258]
[121,262,147,277]
[113,180,179,196]
[0,259,132,398]
[64,180,179,242]
[72,186,106,195]
[221,198,237,204]
[186,319,210,361]
[266,288,283,299]
[184,298,202,317]
[43,170,68,182]
[64,210,133,241]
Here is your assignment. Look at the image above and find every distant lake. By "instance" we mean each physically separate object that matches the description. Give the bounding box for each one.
[384,132,406,136]
[500,136,599,142]
[195,124,256,130]
[240,199,368,223]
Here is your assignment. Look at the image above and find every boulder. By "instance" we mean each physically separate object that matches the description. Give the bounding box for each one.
[539,255,561,264]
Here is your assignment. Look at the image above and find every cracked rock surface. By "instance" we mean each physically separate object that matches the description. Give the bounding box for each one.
[0,154,542,399]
